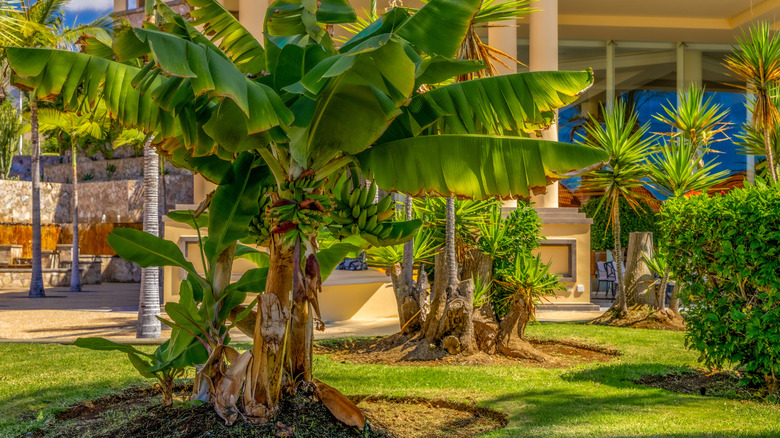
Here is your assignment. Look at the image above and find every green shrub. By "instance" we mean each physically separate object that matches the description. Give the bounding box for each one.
[660,183,780,392]
[583,196,659,251]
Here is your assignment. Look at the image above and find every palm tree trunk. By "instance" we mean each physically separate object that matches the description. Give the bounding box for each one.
[28,97,44,298]
[656,265,670,311]
[611,199,628,315]
[137,136,161,338]
[70,140,81,292]
[764,127,778,183]
[445,196,458,287]
[401,195,414,288]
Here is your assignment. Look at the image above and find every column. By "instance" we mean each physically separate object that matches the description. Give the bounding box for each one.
[676,42,685,104]
[239,0,267,41]
[684,50,702,87]
[606,41,616,110]
[529,0,559,208]
[489,3,519,211]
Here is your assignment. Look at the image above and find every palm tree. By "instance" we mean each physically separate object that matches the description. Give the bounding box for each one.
[37,106,113,292]
[579,101,653,317]
[724,21,780,183]
[138,135,161,338]
[0,0,110,297]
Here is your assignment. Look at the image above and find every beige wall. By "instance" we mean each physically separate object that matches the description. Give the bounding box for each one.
[535,222,591,304]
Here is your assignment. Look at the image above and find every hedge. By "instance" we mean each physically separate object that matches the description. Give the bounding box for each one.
[582,197,659,251]
[660,183,780,391]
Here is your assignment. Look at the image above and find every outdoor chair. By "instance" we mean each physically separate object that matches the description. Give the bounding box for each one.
[596,261,613,296]
[604,260,619,298]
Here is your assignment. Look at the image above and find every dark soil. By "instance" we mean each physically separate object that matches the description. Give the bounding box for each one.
[588,306,686,331]
[635,369,780,403]
[315,334,619,368]
[34,383,507,438]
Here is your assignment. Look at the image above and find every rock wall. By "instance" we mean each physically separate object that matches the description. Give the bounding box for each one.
[44,157,191,183]
[0,178,193,224]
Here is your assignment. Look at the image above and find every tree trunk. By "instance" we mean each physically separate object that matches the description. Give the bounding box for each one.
[656,265,671,311]
[669,282,680,315]
[609,200,628,316]
[137,137,161,338]
[390,195,426,334]
[422,197,475,354]
[461,248,494,321]
[623,232,654,307]
[289,239,313,383]
[69,140,81,292]
[28,98,44,298]
[764,127,778,183]
[495,298,550,362]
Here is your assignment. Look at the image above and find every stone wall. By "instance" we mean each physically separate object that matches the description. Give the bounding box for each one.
[8,155,62,181]
[0,178,193,224]
[0,264,101,288]
[45,157,191,183]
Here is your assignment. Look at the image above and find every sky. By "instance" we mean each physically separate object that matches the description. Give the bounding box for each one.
[63,0,113,26]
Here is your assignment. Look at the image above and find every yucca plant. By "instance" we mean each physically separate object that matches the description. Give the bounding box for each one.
[0,101,28,178]
[493,252,563,359]
[653,84,730,160]
[578,101,654,317]
[724,21,780,183]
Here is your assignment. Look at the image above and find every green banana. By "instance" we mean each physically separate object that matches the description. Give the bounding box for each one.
[358,210,367,229]
[365,182,377,208]
[352,204,361,218]
[376,195,392,213]
[340,179,350,202]
[351,224,360,235]
[366,215,377,231]
[366,203,378,217]
[349,189,360,208]
[357,187,368,208]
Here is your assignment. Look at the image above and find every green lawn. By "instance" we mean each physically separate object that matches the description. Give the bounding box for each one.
[2,324,779,437]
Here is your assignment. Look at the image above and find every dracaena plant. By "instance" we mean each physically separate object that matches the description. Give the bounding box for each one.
[5,0,607,426]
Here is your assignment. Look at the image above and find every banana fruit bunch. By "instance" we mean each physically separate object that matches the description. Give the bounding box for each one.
[247,184,275,246]
[329,180,395,240]
[270,172,331,247]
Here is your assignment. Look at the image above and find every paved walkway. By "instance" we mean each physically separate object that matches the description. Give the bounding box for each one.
[0,283,603,344]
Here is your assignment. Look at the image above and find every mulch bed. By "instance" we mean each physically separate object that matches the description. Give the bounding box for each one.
[589,306,686,331]
[315,334,619,368]
[635,369,780,403]
[32,383,507,438]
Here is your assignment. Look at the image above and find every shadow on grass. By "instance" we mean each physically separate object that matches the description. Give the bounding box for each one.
[482,388,780,438]
[562,362,696,389]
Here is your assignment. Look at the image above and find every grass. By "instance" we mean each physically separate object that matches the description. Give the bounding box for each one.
[1,323,779,437]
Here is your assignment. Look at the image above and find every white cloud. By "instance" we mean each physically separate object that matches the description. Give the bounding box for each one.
[65,0,114,11]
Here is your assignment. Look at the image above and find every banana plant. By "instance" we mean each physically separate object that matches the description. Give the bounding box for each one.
[5,0,607,425]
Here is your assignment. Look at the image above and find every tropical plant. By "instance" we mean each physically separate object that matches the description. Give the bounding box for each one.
[0,100,27,178]
[38,105,115,292]
[493,252,564,359]
[724,21,780,183]
[578,101,654,317]
[0,0,111,298]
[5,0,606,425]
[74,337,197,406]
[645,136,727,312]
[653,84,730,158]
